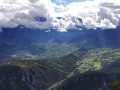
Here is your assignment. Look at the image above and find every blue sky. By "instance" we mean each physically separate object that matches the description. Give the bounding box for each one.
[51,0,86,5]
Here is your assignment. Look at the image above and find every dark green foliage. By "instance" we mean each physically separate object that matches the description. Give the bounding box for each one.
[53,71,120,90]
[41,50,85,72]
[107,81,120,90]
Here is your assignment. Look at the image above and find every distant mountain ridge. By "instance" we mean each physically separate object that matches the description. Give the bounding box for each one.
[0,26,120,60]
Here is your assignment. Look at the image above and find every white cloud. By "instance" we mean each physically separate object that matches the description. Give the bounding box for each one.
[59,0,120,30]
[56,0,65,3]
[0,0,56,29]
[0,0,120,31]
[99,19,116,29]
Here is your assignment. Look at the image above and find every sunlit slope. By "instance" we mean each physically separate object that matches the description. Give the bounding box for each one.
[48,48,120,90]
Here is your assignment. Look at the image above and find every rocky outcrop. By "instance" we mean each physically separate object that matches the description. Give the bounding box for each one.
[0,64,65,90]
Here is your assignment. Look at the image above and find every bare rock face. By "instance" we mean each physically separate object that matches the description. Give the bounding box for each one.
[0,64,65,90]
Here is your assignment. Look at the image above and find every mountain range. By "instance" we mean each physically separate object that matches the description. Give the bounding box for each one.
[0,26,120,90]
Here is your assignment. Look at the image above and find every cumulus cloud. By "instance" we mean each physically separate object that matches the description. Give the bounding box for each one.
[60,0,120,30]
[0,0,56,29]
[0,0,120,31]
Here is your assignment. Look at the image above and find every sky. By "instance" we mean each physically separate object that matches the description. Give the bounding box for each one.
[0,0,120,32]
[51,0,86,5]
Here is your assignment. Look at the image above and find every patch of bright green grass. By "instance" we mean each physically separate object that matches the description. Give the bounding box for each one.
[114,52,120,55]
[93,62,102,69]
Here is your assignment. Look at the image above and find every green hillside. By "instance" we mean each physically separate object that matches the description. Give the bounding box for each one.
[48,48,120,90]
